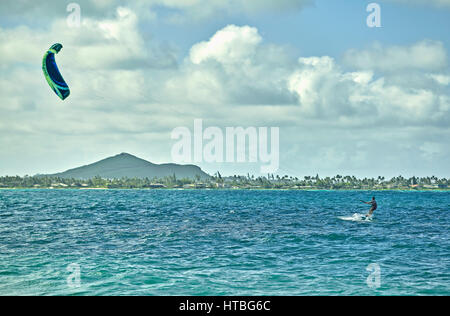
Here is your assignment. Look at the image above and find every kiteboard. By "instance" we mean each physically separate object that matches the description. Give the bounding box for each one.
[338,213,372,222]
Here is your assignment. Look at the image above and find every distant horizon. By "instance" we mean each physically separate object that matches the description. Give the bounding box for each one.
[1,152,449,180]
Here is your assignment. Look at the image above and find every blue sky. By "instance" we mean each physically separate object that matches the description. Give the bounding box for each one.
[143,0,450,59]
[0,0,449,178]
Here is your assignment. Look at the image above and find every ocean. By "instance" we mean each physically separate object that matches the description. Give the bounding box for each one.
[0,189,448,296]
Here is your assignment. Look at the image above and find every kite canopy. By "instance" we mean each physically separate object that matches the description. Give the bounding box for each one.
[42,43,70,100]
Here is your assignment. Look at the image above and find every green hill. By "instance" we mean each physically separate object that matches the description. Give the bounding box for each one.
[44,153,210,180]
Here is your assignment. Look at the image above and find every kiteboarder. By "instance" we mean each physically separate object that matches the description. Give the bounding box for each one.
[362,196,377,217]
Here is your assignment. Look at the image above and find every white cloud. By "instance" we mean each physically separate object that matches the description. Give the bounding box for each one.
[384,0,450,8]
[428,74,450,86]
[190,25,262,65]
[420,142,443,160]
[148,0,314,21]
[0,0,314,24]
[163,25,295,106]
[343,41,447,73]
[0,7,176,71]
[2,20,449,131]
[288,49,449,126]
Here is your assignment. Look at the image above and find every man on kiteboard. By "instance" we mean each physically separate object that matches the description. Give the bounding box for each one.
[362,196,377,217]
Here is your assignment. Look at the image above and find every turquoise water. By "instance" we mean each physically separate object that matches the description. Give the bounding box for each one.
[0,189,448,296]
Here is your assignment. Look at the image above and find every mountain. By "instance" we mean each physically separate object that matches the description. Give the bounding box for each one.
[43,153,210,180]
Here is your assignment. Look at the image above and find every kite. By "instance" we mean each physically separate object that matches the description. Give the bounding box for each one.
[42,43,70,100]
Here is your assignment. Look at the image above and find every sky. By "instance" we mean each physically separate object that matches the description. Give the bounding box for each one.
[0,0,449,178]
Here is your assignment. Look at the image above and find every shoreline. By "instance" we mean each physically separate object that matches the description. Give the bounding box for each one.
[1,187,449,192]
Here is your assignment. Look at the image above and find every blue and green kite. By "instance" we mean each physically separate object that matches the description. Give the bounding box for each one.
[42,43,70,100]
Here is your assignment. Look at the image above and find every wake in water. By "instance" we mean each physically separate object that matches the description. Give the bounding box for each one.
[338,213,373,222]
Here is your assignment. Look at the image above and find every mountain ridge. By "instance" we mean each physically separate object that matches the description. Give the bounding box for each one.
[41,153,210,180]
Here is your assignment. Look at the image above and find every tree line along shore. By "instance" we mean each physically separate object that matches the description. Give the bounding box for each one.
[0,174,448,190]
